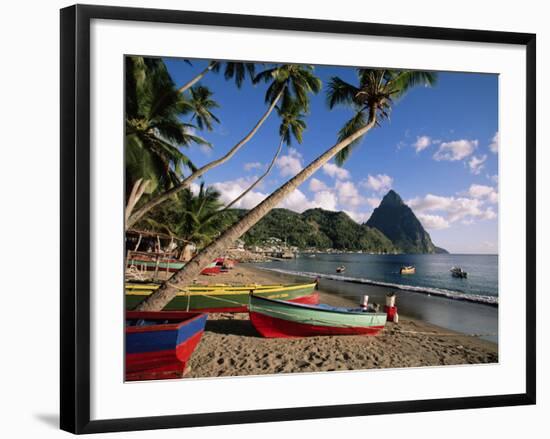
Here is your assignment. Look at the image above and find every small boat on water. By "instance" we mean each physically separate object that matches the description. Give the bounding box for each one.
[450,266,468,278]
[125,281,320,312]
[336,265,346,273]
[125,311,207,381]
[249,294,387,338]
[400,265,416,275]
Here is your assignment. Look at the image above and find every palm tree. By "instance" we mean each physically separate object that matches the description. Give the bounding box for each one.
[221,99,307,211]
[176,60,257,94]
[134,68,436,312]
[139,184,234,248]
[186,85,220,131]
[125,56,209,196]
[126,64,321,229]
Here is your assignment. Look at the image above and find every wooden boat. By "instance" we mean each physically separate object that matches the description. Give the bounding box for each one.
[213,257,237,270]
[127,257,185,273]
[400,265,416,275]
[450,266,468,278]
[249,294,387,338]
[125,311,207,381]
[125,281,320,313]
[200,261,222,276]
[336,266,346,273]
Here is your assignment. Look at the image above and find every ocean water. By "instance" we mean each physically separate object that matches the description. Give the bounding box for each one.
[256,253,498,306]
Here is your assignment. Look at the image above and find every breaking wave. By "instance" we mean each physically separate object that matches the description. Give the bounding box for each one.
[257,266,499,307]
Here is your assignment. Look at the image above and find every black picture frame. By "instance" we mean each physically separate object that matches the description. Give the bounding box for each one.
[60,4,536,434]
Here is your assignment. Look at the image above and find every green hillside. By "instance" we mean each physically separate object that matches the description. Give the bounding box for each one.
[232,208,397,253]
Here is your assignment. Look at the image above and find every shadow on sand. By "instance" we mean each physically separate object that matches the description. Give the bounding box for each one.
[205,318,260,337]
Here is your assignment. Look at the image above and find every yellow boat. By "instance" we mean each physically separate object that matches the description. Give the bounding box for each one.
[399,265,416,275]
[125,281,319,312]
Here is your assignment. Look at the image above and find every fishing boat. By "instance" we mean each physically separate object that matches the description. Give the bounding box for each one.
[400,265,416,275]
[450,266,468,278]
[125,281,320,312]
[127,257,185,273]
[200,261,222,275]
[125,311,207,381]
[214,257,237,270]
[336,265,346,273]
[249,294,387,338]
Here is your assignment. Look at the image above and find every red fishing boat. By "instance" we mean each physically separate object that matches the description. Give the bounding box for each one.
[249,294,387,338]
[125,311,207,381]
[200,261,222,275]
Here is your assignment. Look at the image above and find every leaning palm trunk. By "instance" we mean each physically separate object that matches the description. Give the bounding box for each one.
[221,137,284,212]
[125,179,150,225]
[134,110,377,311]
[176,61,218,94]
[126,88,285,230]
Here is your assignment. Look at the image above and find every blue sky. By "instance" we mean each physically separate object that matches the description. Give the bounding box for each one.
[163,58,499,254]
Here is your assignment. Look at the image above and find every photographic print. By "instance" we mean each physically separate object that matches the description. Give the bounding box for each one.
[124,56,499,381]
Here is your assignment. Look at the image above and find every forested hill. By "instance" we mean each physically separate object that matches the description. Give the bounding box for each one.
[232,208,397,253]
[231,190,448,254]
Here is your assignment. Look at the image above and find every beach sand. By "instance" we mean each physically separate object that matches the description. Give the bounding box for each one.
[181,264,498,378]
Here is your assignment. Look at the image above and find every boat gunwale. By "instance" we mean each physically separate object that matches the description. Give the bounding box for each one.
[249,293,387,318]
[125,311,207,333]
[125,282,318,296]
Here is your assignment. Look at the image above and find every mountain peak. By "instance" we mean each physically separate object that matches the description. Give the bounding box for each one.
[380,189,404,206]
[366,190,437,254]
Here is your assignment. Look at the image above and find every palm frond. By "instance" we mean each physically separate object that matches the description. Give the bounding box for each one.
[335,110,367,165]
[326,77,360,108]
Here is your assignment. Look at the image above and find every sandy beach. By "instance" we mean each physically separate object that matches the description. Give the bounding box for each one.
[181,264,498,378]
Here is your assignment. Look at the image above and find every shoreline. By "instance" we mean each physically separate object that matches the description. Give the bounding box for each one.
[183,264,498,378]
[254,265,498,307]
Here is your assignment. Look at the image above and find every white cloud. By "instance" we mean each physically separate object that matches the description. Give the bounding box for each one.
[408,194,454,212]
[276,148,303,177]
[189,182,201,196]
[309,177,328,192]
[361,174,393,193]
[468,154,487,175]
[366,197,381,208]
[417,214,450,230]
[277,189,314,213]
[489,131,499,154]
[211,177,268,209]
[322,162,351,180]
[468,184,498,204]
[408,192,497,224]
[312,191,338,211]
[488,174,498,185]
[413,135,432,153]
[243,162,263,171]
[481,207,497,220]
[433,139,478,161]
[335,180,364,208]
[344,210,372,224]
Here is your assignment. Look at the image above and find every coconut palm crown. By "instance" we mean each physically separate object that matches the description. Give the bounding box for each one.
[125,56,213,194]
[327,69,437,165]
[254,64,322,111]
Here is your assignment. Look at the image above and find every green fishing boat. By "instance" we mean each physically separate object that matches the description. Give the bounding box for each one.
[249,294,387,338]
[125,281,319,312]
